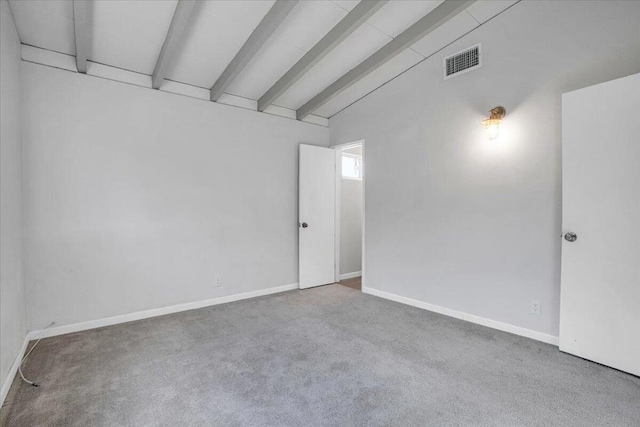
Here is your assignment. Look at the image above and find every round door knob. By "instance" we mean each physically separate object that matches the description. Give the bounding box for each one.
[301,222,308,228]
[564,232,577,242]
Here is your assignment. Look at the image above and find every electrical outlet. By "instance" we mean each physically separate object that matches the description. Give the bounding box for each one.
[531,300,541,315]
[215,275,222,288]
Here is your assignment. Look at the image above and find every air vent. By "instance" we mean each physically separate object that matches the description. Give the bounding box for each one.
[444,44,481,79]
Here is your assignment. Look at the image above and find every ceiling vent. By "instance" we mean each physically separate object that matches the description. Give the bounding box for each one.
[444,44,481,79]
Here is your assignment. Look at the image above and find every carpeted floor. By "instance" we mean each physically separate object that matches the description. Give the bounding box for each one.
[2,285,639,426]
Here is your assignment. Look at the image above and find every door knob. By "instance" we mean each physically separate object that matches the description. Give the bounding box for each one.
[301,222,308,228]
[564,232,577,242]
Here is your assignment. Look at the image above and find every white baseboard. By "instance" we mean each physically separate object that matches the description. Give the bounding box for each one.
[2,283,298,407]
[362,286,559,346]
[3,283,556,408]
[1,334,30,407]
[29,283,299,340]
[339,271,362,281]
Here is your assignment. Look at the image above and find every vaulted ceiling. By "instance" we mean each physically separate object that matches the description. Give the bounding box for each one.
[8,0,518,120]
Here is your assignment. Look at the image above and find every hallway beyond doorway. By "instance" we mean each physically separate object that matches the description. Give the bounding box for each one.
[339,276,361,291]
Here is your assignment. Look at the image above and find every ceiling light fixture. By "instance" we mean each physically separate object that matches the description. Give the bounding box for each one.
[482,106,506,140]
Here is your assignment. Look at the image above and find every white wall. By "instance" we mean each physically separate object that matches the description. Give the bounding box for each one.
[0,0,27,392]
[22,62,329,330]
[329,0,640,338]
[340,178,362,276]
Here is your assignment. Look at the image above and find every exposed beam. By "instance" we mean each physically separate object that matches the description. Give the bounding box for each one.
[257,0,388,112]
[296,0,477,120]
[152,0,199,89]
[73,0,89,73]
[210,0,298,102]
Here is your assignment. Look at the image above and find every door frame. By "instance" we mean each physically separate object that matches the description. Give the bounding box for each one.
[332,140,365,288]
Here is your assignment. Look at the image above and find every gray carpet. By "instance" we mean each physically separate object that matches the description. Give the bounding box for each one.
[1,285,639,426]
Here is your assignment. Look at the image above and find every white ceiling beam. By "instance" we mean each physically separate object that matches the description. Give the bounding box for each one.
[296,0,477,120]
[152,0,199,90]
[257,0,388,112]
[210,0,298,102]
[73,0,89,73]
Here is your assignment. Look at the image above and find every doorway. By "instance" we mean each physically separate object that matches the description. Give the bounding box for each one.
[298,141,365,291]
[559,73,639,376]
[335,141,364,291]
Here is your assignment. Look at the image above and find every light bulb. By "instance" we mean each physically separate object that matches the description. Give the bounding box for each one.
[481,107,506,141]
[482,118,501,140]
[486,122,500,140]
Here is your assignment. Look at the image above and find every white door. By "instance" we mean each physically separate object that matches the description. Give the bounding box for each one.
[299,144,335,289]
[560,73,640,376]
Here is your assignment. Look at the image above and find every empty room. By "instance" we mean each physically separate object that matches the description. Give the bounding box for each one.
[1,0,639,425]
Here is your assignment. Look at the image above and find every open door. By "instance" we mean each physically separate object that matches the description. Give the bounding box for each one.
[560,73,640,376]
[299,144,335,289]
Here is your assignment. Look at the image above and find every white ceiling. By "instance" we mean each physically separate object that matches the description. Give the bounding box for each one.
[8,0,518,119]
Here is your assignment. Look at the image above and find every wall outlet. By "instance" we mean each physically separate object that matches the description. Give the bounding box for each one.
[215,275,222,288]
[531,300,541,315]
